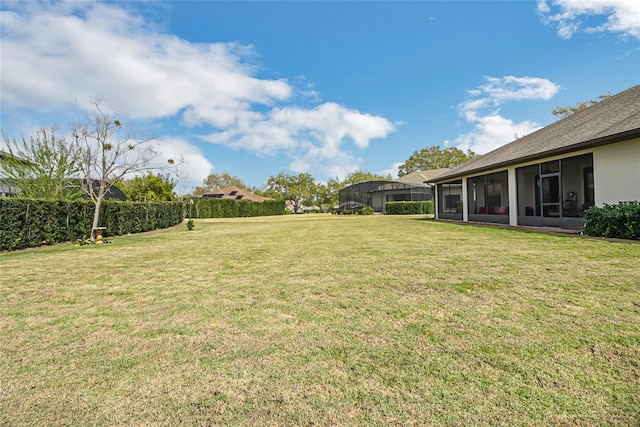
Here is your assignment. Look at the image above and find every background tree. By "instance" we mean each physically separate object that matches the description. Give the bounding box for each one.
[0,127,82,200]
[551,93,611,119]
[323,177,343,210]
[191,172,247,196]
[116,172,177,201]
[398,146,477,177]
[72,101,169,240]
[306,181,331,212]
[262,172,316,213]
[342,170,391,186]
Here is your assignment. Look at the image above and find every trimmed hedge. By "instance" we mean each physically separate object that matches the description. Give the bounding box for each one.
[582,201,640,240]
[0,198,183,251]
[386,201,435,215]
[186,198,285,219]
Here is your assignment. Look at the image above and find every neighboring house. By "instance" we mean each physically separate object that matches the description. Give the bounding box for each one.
[87,181,127,201]
[201,186,273,202]
[431,84,640,231]
[0,178,17,197]
[0,151,19,197]
[338,169,448,213]
[397,168,450,185]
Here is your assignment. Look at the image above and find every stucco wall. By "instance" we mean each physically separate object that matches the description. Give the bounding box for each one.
[593,138,640,205]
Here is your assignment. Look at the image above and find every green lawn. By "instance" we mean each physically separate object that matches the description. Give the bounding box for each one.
[1,215,639,426]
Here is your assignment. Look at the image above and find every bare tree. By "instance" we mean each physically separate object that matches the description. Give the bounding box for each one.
[71,101,168,240]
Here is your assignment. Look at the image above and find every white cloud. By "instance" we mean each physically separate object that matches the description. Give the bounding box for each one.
[150,137,214,193]
[446,114,542,154]
[0,2,291,122]
[379,162,402,180]
[0,1,395,183]
[447,76,559,154]
[202,102,395,180]
[537,0,640,40]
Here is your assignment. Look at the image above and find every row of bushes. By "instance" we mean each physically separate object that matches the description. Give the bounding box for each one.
[185,198,285,219]
[386,201,435,215]
[0,198,183,251]
[582,201,640,240]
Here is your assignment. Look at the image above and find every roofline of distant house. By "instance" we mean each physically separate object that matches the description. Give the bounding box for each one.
[341,179,431,191]
[432,127,640,183]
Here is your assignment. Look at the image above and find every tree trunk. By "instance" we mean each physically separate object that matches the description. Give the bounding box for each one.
[90,184,106,241]
[90,197,103,241]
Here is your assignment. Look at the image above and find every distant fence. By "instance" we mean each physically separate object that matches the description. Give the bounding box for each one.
[0,198,183,251]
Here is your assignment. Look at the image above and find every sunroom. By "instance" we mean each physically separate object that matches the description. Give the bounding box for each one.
[432,85,640,231]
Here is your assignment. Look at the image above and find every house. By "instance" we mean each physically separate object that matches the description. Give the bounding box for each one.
[431,84,640,230]
[397,168,450,185]
[338,169,448,213]
[0,151,19,197]
[0,178,17,197]
[201,186,273,202]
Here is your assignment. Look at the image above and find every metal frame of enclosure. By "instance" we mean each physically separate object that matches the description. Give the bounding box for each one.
[338,180,433,213]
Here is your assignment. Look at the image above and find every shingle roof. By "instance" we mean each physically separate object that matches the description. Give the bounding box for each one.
[433,84,640,182]
[202,186,273,202]
[397,168,450,184]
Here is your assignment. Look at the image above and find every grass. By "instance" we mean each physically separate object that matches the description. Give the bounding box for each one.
[1,214,639,426]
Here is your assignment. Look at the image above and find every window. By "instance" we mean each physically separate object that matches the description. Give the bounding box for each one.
[438,180,463,216]
[467,171,508,216]
[467,176,486,214]
[583,166,594,208]
[517,164,540,217]
[486,171,508,214]
[541,160,559,174]
[516,153,593,228]
[444,194,460,210]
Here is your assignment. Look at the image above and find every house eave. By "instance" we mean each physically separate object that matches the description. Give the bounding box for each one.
[432,128,640,183]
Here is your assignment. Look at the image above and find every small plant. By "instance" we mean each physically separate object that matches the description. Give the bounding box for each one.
[75,235,94,246]
[187,219,195,231]
[359,206,375,215]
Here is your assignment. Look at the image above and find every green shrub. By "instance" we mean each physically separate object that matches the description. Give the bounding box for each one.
[582,201,640,240]
[386,201,434,215]
[359,206,375,215]
[185,198,285,219]
[0,199,183,251]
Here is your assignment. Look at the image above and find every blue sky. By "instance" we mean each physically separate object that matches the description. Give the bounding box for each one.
[1,1,638,193]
